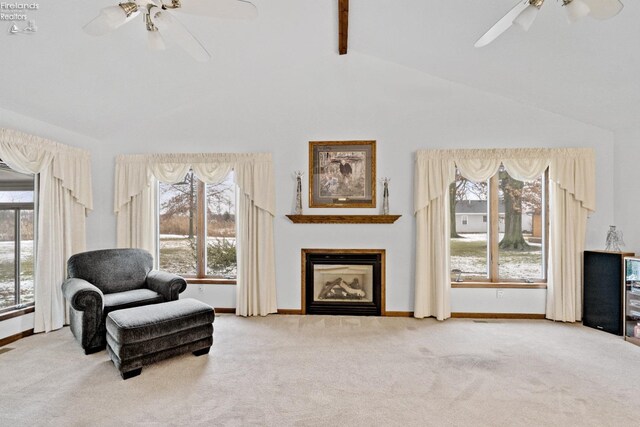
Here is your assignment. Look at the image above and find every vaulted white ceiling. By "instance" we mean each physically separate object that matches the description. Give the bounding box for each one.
[1,0,637,138]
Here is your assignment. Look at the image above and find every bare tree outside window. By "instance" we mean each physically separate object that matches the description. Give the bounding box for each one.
[158,170,236,280]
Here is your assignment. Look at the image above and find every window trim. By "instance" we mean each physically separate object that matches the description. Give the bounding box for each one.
[451,168,549,286]
[0,304,34,320]
[451,282,547,289]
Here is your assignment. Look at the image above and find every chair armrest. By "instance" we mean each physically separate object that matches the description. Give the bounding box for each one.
[146,270,187,301]
[61,278,104,312]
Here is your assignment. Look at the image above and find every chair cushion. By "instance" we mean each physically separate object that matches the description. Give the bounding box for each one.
[103,289,164,315]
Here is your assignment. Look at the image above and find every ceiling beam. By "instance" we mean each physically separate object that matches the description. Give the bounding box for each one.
[338,0,349,55]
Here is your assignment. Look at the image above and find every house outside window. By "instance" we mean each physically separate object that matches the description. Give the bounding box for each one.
[0,162,35,312]
[450,166,547,283]
[158,170,236,283]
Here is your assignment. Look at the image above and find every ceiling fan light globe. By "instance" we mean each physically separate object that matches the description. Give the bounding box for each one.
[83,6,139,36]
[147,30,166,50]
[513,5,540,31]
[582,0,623,20]
[564,0,591,23]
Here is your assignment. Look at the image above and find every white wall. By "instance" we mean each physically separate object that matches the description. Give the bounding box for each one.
[614,128,640,254]
[0,312,35,342]
[1,51,615,326]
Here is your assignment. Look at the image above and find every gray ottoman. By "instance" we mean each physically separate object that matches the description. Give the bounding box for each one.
[106,298,215,379]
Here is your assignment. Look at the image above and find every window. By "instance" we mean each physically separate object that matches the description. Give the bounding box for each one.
[0,162,35,312]
[461,215,468,225]
[158,170,236,282]
[450,165,547,283]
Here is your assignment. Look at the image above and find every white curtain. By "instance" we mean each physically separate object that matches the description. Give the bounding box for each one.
[114,153,277,316]
[0,128,93,332]
[414,148,595,321]
[413,154,455,320]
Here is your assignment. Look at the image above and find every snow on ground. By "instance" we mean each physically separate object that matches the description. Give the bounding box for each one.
[451,233,543,280]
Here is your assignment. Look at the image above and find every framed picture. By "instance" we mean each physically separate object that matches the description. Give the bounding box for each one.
[308,140,376,208]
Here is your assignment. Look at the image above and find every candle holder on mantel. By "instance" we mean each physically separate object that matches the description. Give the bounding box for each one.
[381,177,390,215]
[294,171,304,215]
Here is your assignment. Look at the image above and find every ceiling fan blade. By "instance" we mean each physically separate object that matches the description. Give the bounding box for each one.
[151,9,211,62]
[475,0,531,48]
[83,5,139,36]
[581,0,623,20]
[173,0,258,20]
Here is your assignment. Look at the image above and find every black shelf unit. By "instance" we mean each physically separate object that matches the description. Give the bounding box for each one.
[583,251,634,335]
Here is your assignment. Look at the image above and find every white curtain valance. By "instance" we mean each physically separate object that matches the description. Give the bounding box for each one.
[414,148,595,214]
[114,152,274,216]
[0,128,93,210]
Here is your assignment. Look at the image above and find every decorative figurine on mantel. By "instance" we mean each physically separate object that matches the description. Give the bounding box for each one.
[381,177,390,215]
[605,225,624,251]
[294,170,304,215]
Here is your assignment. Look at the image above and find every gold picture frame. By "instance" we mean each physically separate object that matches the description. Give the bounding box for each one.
[309,140,376,208]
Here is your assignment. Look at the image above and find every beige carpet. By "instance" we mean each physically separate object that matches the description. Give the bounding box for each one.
[1,315,639,426]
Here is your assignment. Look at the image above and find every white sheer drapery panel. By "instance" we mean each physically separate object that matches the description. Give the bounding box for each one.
[544,151,594,321]
[35,168,87,331]
[414,153,455,319]
[115,152,277,316]
[236,193,277,316]
[116,183,157,258]
[414,148,595,321]
[546,182,587,322]
[0,128,92,333]
[414,199,452,320]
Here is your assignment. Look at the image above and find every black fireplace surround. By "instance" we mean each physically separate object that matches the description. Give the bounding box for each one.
[304,250,383,316]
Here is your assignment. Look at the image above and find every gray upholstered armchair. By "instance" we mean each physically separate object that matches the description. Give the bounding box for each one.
[61,248,187,354]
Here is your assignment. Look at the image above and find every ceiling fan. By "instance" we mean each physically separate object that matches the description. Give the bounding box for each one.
[83,0,258,62]
[475,0,624,48]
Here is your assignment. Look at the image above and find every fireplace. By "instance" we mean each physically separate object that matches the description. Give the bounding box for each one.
[302,249,385,316]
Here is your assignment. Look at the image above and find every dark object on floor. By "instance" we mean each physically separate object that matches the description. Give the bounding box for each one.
[106,298,215,380]
[583,250,631,336]
[61,248,187,354]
